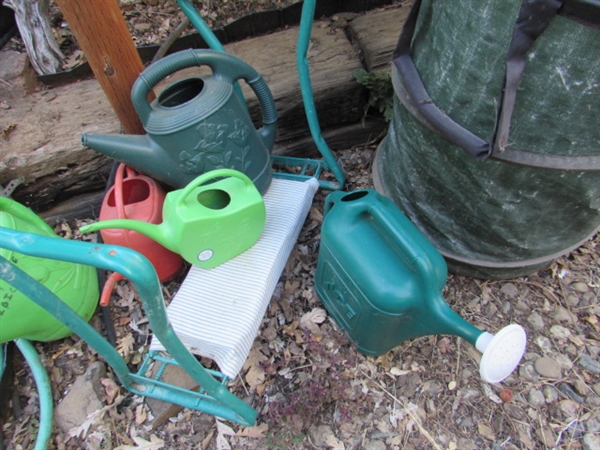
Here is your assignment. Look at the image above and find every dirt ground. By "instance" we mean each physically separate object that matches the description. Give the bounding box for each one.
[2,1,600,449]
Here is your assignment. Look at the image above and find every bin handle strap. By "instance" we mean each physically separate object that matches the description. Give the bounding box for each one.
[493,0,564,155]
[392,0,600,170]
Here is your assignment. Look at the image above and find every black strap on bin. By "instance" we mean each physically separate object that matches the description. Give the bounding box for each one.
[392,0,600,170]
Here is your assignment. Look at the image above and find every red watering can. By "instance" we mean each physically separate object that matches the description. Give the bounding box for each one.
[99,164,184,282]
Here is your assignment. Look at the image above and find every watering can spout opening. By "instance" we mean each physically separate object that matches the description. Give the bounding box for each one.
[476,324,527,384]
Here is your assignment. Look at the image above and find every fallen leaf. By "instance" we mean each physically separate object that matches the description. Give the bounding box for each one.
[325,434,345,450]
[235,422,268,438]
[300,307,327,334]
[101,377,120,404]
[117,333,135,361]
[243,344,268,389]
[135,404,147,425]
[216,419,235,450]
[114,434,164,450]
[477,423,496,441]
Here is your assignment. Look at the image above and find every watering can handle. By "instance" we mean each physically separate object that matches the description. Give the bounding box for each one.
[176,169,255,209]
[0,197,56,235]
[367,203,436,289]
[114,164,137,219]
[132,49,278,145]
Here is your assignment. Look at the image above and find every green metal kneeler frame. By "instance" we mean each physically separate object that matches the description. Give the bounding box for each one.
[0,227,257,425]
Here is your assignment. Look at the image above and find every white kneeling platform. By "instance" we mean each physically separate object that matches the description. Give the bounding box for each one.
[150,177,319,379]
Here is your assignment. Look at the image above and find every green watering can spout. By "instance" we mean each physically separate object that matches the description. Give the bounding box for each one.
[83,219,172,252]
[81,133,162,170]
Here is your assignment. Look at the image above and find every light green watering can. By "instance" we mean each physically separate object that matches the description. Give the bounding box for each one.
[80,169,266,268]
[0,197,99,343]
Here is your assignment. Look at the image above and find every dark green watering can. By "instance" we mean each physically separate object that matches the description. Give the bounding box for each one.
[315,189,527,383]
[0,198,99,343]
[82,49,278,194]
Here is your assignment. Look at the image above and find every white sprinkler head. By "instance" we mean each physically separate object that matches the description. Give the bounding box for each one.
[475,324,527,383]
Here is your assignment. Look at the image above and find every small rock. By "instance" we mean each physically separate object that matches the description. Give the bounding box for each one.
[534,356,562,379]
[593,383,600,396]
[559,383,585,403]
[308,424,334,448]
[574,379,590,396]
[578,353,600,374]
[583,433,600,450]
[460,416,475,429]
[586,416,600,433]
[534,356,562,380]
[421,380,443,396]
[566,294,580,307]
[55,361,106,433]
[500,301,512,315]
[519,362,539,382]
[527,311,545,331]
[559,399,580,420]
[549,325,571,340]
[534,335,552,353]
[582,291,596,305]
[134,22,152,32]
[555,353,574,369]
[543,385,559,403]
[553,306,576,324]
[570,281,589,293]
[500,283,519,298]
[364,440,387,450]
[527,388,545,407]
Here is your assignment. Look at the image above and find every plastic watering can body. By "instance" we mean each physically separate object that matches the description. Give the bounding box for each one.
[82,49,278,194]
[0,198,99,343]
[315,190,527,383]
[99,164,184,282]
[81,169,266,268]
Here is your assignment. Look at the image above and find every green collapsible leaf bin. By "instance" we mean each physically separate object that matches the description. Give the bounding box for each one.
[374,0,600,279]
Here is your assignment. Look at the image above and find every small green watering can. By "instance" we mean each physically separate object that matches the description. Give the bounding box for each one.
[315,189,527,383]
[0,198,99,343]
[80,169,266,268]
[82,49,277,194]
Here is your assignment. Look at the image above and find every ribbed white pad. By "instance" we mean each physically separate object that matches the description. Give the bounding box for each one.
[150,177,319,379]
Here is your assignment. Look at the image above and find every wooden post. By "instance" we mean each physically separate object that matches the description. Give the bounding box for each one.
[55,0,147,134]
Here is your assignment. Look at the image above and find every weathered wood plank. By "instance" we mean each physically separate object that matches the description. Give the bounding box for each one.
[348,5,410,72]
[1,20,365,211]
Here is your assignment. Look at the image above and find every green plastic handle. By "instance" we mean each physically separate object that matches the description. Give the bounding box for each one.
[131,49,277,143]
[176,169,255,209]
[0,197,55,236]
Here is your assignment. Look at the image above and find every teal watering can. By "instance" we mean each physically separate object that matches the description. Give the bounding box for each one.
[82,49,277,194]
[315,189,527,383]
[80,169,266,268]
[0,198,99,343]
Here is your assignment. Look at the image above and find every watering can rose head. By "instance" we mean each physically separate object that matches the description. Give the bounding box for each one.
[80,169,266,269]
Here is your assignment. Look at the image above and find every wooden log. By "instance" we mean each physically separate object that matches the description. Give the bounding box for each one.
[347,6,410,72]
[55,0,146,135]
